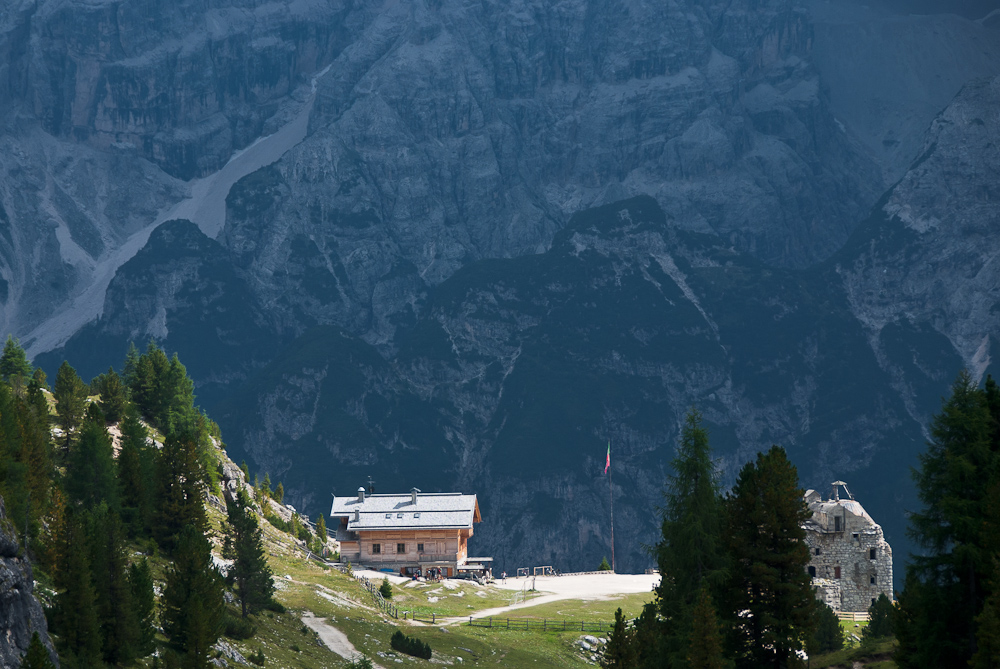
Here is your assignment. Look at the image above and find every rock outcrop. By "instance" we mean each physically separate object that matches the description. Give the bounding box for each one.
[0,499,58,667]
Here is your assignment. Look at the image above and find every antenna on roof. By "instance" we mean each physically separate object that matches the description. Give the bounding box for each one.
[367,476,376,494]
[831,480,853,501]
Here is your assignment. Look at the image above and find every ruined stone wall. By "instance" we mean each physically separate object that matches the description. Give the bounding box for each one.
[803,491,893,612]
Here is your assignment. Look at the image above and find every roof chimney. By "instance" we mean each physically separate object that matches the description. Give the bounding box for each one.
[411,487,420,505]
[354,508,360,522]
[358,486,366,503]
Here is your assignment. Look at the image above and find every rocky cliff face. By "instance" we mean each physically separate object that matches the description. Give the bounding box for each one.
[835,75,1000,428]
[13,1,1000,580]
[0,499,58,667]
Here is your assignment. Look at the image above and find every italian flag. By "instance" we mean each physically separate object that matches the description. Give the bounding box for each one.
[604,442,610,474]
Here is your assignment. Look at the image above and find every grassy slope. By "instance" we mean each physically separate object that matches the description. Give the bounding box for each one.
[208,500,619,668]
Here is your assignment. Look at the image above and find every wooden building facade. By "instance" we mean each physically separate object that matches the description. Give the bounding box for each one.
[330,487,487,578]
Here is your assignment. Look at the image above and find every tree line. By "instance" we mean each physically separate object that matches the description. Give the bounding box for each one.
[0,337,278,668]
[601,409,821,668]
[605,369,1000,668]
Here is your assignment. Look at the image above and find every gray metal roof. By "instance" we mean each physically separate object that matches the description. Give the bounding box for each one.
[330,491,481,531]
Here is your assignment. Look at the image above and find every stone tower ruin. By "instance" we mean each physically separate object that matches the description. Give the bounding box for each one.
[802,481,893,612]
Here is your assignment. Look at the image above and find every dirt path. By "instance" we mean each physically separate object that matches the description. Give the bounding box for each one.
[301,611,384,668]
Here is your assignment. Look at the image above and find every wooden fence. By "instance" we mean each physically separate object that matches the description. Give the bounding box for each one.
[467,616,613,633]
[334,565,399,619]
[837,611,870,622]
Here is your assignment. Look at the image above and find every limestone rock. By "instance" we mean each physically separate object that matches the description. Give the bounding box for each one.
[0,500,58,667]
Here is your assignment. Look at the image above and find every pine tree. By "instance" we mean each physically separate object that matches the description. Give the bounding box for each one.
[121,341,140,389]
[723,446,815,669]
[897,371,997,668]
[85,505,139,665]
[129,558,157,657]
[223,489,275,618]
[654,408,727,667]
[864,593,895,640]
[20,632,55,669]
[53,361,86,447]
[273,481,284,503]
[316,513,327,547]
[117,407,154,536]
[688,587,725,669]
[95,367,128,424]
[631,602,662,669]
[973,570,1000,669]
[155,427,208,553]
[65,404,118,511]
[810,602,845,654]
[162,525,226,668]
[0,335,32,382]
[51,510,102,668]
[601,608,637,668]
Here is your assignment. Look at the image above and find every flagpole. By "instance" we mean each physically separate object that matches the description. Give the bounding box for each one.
[608,441,615,573]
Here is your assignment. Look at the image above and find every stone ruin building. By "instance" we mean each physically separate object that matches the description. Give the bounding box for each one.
[802,481,893,612]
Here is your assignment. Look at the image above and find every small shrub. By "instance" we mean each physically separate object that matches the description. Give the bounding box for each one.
[290,644,301,653]
[379,577,393,600]
[300,625,309,634]
[224,614,257,640]
[346,655,374,669]
[265,598,286,613]
[248,648,266,665]
[864,593,895,640]
[390,630,432,659]
[598,556,611,571]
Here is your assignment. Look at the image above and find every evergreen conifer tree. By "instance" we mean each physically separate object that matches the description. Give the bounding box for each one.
[316,513,327,550]
[654,408,727,666]
[810,602,845,654]
[601,608,637,668]
[20,632,55,669]
[223,489,275,618]
[631,602,662,669]
[688,587,726,669]
[129,558,157,657]
[155,428,208,553]
[162,525,226,668]
[722,446,815,668]
[65,404,118,511]
[53,361,86,448]
[0,335,32,382]
[52,510,102,669]
[864,593,894,640]
[85,504,139,665]
[95,367,128,424]
[274,481,284,503]
[897,371,997,668]
[117,407,154,536]
[121,342,140,389]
